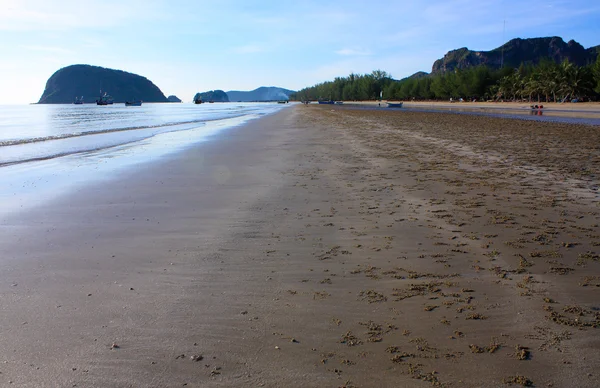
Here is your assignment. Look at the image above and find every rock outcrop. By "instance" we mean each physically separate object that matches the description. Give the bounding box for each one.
[431,37,598,74]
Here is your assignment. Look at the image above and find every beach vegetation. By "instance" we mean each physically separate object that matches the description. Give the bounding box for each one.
[292,59,599,102]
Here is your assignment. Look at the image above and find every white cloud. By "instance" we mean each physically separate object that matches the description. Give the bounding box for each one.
[0,0,166,31]
[21,45,73,54]
[335,48,372,56]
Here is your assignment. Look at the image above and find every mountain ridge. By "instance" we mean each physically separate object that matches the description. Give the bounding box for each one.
[430,36,599,74]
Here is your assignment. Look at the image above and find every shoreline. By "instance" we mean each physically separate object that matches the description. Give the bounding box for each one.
[401,100,600,112]
[316,100,600,112]
[325,100,600,125]
[0,105,288,220]
[1,106,599,386]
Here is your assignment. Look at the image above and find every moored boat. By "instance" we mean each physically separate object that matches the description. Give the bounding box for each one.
[387,102,403,108]
[125,100,142,106]
[318,100,334,104]
[96,91,114,105]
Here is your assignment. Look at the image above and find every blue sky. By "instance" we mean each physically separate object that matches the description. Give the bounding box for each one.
[1,0,599,104]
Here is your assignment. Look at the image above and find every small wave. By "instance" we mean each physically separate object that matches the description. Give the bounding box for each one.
[0,137,150,168]
[0,114,247,147]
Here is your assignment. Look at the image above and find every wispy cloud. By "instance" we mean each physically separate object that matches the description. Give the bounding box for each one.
[335,48,372,56]
[21,45,73,54]
[0,0,166,31]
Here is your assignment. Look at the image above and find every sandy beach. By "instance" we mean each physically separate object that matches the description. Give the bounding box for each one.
[1,105,599,387]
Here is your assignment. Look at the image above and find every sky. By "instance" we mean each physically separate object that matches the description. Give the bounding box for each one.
[1,0,600,104]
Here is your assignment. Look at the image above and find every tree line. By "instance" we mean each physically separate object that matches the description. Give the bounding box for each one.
[291,56,600,102]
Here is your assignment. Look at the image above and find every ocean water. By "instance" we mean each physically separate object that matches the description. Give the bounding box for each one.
[0,102,288,218]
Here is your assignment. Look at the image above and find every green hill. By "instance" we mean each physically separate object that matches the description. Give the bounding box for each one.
[38,64,168,104]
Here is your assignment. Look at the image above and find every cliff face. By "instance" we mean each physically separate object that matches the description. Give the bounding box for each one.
[38,64,168,104]
[226,87,295,102]
[194,90,229,102]
[431,37,599,74]
[588,45,600,57]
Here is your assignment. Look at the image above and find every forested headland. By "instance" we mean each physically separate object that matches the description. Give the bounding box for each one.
[292,37,600,103]
[292,58,600,103]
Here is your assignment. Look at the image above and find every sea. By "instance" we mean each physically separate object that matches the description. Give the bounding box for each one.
[0,102,288,218]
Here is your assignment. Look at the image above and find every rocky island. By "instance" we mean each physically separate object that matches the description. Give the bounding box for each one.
[193,90,229,102]
[38,64,169,104]
[226,86,295,102]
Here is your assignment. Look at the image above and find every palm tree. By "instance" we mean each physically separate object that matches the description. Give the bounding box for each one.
[593,56,600,94]
[498,72,523,101]
[524,73,543,102]
[563,65,593,100]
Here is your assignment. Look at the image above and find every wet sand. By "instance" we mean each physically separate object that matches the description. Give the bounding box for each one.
[0,106,599,387]
[355,100,600,112]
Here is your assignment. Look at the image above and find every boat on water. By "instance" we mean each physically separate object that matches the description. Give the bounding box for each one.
[96,91,114,105]
[334,101,344,105]
[318,100,334,105]
[73,96,84,104]
[125,100,142,106]
[387,102,403,108]
[277,100,288,104]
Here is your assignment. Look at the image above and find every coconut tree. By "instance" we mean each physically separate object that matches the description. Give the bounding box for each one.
[591,55,600,94]
[498,71,523,101]
[559,60,593,100]
[524,73,543,102]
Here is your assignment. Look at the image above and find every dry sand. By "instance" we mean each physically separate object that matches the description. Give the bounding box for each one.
[0,106,599,387]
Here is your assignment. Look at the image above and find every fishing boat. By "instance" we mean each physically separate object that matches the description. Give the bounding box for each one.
[387,102,403,108]
[125,100,142,106]
[96,91,114,105]
[73,96,84,104]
